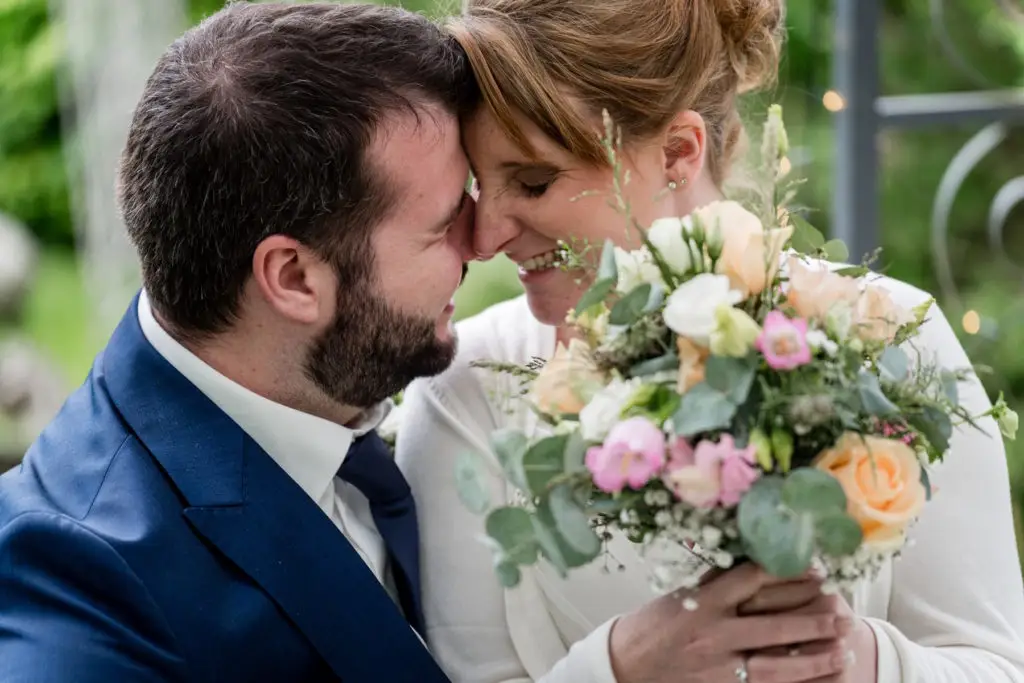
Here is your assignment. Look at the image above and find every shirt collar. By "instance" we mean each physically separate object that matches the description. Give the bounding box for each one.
[136,291,390,507]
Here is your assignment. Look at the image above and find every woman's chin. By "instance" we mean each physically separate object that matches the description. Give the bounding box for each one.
[523,279,582,328]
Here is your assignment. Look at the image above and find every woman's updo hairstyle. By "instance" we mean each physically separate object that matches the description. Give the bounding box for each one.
[450,0,784,186]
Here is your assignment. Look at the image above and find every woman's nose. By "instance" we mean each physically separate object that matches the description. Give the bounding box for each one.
[472,195,520,260]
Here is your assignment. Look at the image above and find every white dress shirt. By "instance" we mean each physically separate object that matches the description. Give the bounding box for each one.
[137,292,393,591]
[397,274,1024,683]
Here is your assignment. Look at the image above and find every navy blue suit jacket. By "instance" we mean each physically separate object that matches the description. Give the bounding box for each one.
[0,297,450,683]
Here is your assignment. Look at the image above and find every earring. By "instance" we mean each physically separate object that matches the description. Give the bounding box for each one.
[668,177,687,191]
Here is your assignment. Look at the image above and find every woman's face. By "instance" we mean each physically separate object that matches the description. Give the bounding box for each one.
[464,106,703,326]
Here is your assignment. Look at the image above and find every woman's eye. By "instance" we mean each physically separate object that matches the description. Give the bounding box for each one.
[519,180,551,198]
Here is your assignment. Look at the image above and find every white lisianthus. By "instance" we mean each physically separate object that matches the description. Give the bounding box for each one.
[614,247,664,294]
[647,217,692,274]
[805,329,839,356]
[663,273,743,346]
[578,377,639,441]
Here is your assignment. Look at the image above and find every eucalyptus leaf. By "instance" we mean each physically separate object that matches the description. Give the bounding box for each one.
[530,515,568,576]
[878,346,909,382]
[643,282,666,313]
[549,484,602,557]
[562,430,588,473]
[575,277,615,315]
[495,559,523,588]
[909,406,953,454]
[454,451,491,514]
[790,215,825,255]
[609,283,652,325]
[822,239,849,263]
[814,510,863,557]
[491,428,529,492]
[523,435,568,496]
[485,507,538,565]
[628,353,679,378]
[781,468,847,514]
[598,239,618,282]
[738,476,815,578]
[920,465,932,502]
[672,383,737,437]
[536,500,596,569]
[940,370,959,406]
[704,354,758,404]
[857,370,899,417]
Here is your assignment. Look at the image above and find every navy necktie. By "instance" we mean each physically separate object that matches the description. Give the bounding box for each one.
[337,431,425,636]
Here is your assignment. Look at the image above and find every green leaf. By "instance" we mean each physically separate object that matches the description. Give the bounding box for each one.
[704,354,758,404]
[563,430,588,473]
[857,370,899,417]
[454,451,491,514]
[485,507,538,565]
[821,239,850,263]
[575,278,615,315]
[609,283,652,325]
[491,429,529,492]
[908,406,953,454]
[549,484,601,557]
[495,559,523,588]
[672,383,737,437]
[781,468,847,513]
[878,346,909,382]
[530,515,568,576]
[814,510,863,557]
[628,352,679,378]
[738,476,815,578]
[523,435,568,496]
[598,239,618,281]
[536,499,596,569]
[834,265,870,277]
[643,282,665,313]
[920,465,932,502]
[790,215,825,255]
[940,371,959,406]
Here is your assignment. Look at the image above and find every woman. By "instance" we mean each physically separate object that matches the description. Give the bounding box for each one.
[396,1,1024,681]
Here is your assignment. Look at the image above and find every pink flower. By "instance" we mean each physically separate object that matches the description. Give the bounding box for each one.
[880,420,915,446]
[585,417,666,493]
[663,435,761,508]
[756,311,812,370]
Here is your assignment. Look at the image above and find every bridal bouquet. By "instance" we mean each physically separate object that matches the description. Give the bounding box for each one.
[456,106,1018,595]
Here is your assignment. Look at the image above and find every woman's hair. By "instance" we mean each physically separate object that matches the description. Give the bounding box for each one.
[450,0,784,186]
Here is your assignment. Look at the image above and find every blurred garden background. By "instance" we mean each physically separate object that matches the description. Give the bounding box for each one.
[1,0,1023,561]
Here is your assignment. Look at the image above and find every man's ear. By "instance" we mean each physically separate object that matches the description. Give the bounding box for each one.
[251,236,333,325]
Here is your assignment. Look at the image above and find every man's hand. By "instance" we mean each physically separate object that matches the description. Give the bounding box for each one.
[609,563,854,683]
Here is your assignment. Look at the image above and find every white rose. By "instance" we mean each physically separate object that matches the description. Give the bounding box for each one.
[805,329,838,356]
[578,377,638,441]
[663,273,743,345]
[647,217,692,274]
[614,247,664,294]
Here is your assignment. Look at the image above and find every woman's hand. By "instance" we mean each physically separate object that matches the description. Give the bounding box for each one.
[609,563,855,683]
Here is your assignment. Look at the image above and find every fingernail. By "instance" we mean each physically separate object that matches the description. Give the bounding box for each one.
[835,616,854,636]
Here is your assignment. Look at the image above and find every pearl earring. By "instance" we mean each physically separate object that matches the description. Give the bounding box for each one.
[668,177,687,191]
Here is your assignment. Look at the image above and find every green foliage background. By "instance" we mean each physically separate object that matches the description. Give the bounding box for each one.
[2,0,1023,554]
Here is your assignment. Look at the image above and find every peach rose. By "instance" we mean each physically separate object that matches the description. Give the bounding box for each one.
[785,257,860,323]
[676,336,710,394]
[814,433,927,552]
[853,284,914,343]
[701,201,792,296]
[530,338,604,415]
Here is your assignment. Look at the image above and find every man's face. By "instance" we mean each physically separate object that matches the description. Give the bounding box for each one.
[304,104,476,408]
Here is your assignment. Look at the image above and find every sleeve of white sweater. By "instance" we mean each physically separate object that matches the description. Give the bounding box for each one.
[859,284,1024,682]
[396,325,617,683]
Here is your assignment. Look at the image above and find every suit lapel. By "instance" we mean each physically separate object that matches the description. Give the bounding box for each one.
[101,294,450,683]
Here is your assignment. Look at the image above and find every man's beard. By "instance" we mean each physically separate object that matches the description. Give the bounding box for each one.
[303,281,458,409]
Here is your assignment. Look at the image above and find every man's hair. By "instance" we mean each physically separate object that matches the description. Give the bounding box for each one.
[117,2,475,338]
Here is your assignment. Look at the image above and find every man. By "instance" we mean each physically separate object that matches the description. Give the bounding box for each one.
[0,4,475,682]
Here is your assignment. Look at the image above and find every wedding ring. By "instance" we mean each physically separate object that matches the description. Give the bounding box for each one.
[734,660,749,682]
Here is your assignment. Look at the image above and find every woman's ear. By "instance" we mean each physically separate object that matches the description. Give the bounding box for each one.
[661,109,708,187]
